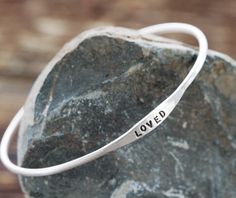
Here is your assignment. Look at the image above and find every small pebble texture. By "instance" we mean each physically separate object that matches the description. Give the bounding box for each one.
[18,27,236,198]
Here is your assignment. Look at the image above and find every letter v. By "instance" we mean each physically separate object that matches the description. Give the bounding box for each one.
[146,120,153,128]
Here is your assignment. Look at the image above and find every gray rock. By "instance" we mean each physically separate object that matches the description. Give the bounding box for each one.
[18,27,236,198]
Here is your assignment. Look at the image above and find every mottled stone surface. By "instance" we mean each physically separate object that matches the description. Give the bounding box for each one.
[18,27,236,198]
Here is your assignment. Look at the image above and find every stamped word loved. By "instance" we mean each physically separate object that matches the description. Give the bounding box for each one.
[134,110,166,138]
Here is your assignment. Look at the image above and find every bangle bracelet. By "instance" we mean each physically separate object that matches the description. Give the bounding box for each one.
[0,23,208,177]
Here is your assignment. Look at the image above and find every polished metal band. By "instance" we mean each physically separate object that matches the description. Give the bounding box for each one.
[0,23,208,176]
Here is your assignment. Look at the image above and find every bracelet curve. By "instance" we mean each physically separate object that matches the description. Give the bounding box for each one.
[0,23,208,176]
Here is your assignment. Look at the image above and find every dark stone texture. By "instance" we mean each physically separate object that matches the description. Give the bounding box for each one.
[18,27,236,198]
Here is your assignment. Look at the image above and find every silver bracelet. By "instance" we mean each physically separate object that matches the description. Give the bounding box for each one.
[0,23,208,176]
